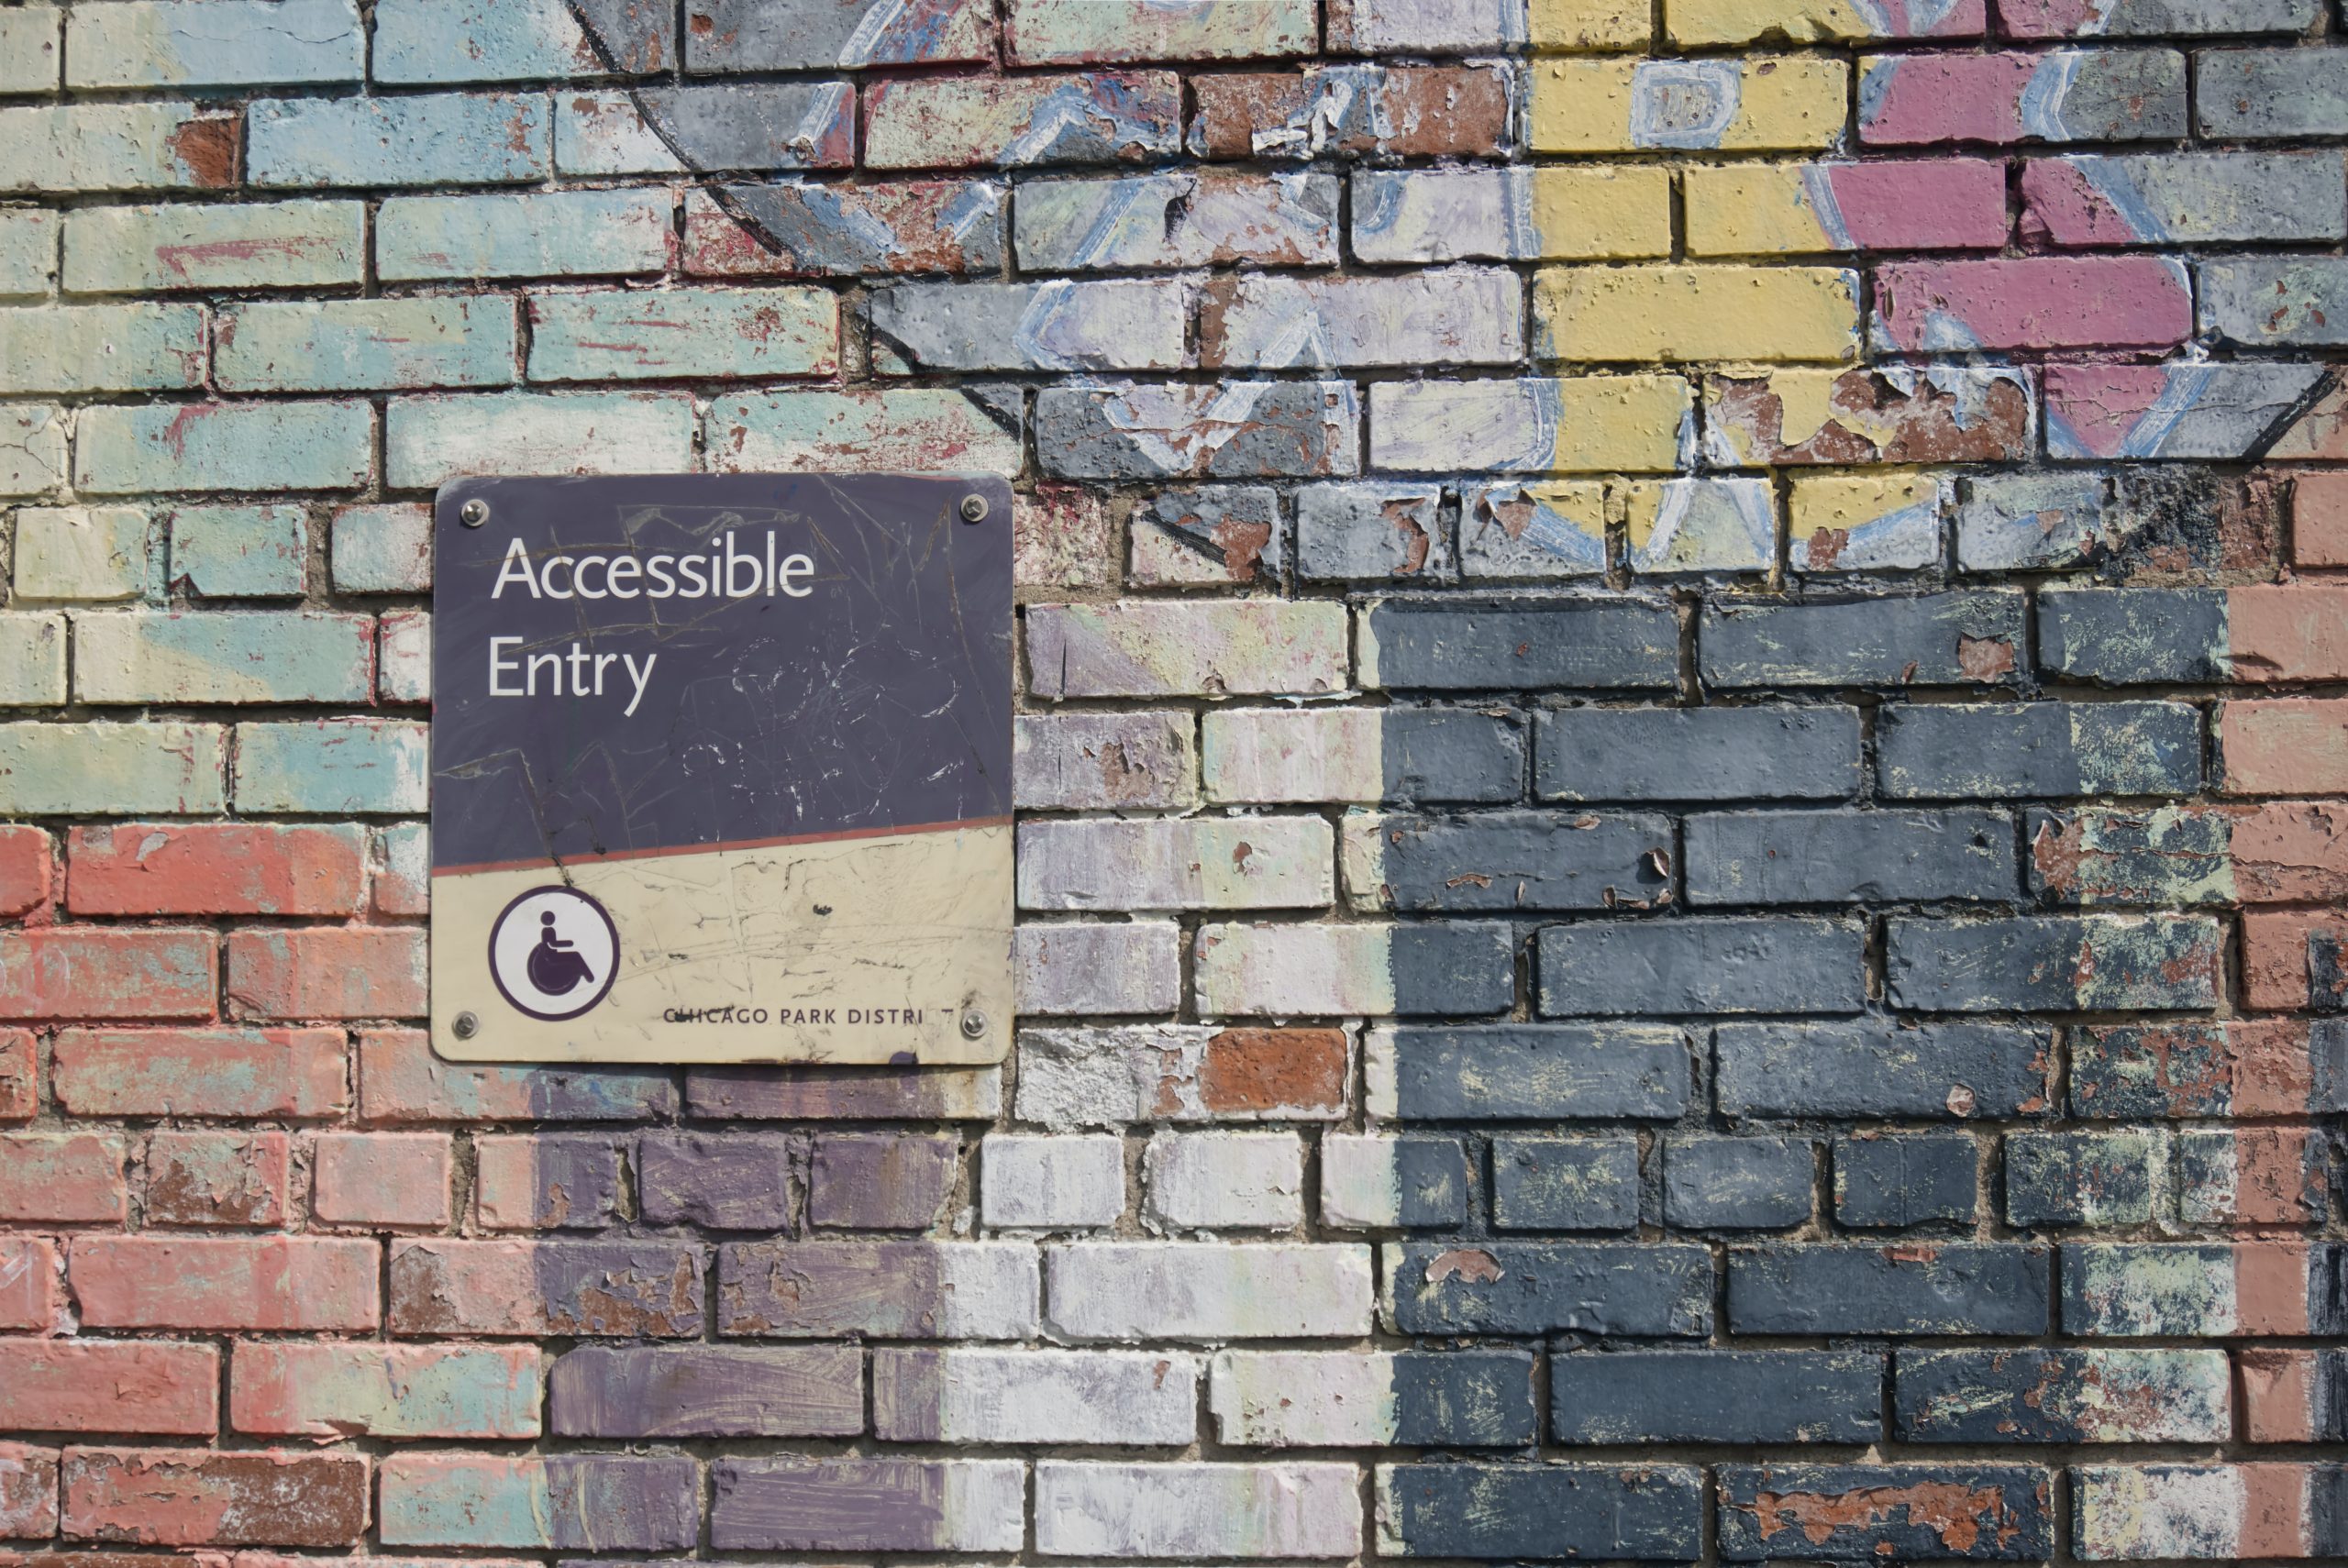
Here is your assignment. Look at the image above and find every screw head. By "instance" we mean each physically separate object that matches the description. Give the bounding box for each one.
[459,499,490,527]
[958,493,990,524]
[452,1011,480,1040]
[958,1010,989,1040]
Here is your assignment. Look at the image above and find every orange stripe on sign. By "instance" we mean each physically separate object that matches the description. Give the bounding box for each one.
[432,814,1013,878]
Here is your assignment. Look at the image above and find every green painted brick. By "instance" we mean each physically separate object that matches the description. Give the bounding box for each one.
[168,505,307,598]
[65,202,365,293]
[0,721,227,813]
[0,303,206,394]
[385,392,695,487]
[332,503,432,593]
[0,6,61,94]
[74,400,371,494]
[217,297,517,392]
[527,287,837,381]
[376,190,672,281]
[235,718,428,814]
[0,103,239,194]
[373,0,646,83]
[250,93,549,188]
[12,506,151,602]
[0,404,67,497]
[66,0,362,88]
[74,611,375,704]
[0,613,66,705]
[0,211,59,299]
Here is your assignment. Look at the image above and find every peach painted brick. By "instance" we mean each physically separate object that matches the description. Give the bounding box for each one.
[2293,471,2348,568]
[0,1031,32,1123]
[311,1132,452,1229]
[0,1133,125,1223]
[0,1441,57,1540]
[142,1130,290,1227]
[69,1236,380,1331]
[0,1238,59,1331]
[227,926,426,1020]
[61,1448,369,1547]
[0,827,50,917]
[0,1341,216,1435]
[67,823,366,917]
[50,1027,348,1119]
[0,928,217,1020]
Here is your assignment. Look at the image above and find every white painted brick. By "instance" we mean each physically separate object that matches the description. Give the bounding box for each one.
[981,1133,1125,1230]
[1144,1131,1304,1231]
[1047,1242,1373,1341]
[1211,1349,1396,1446]
[875,1348,1200,1444]
[1017,815,1334,911]
[1035,1460,1364,1558]
[1015,920,1180,1014]
[1015,1025,1349,1130]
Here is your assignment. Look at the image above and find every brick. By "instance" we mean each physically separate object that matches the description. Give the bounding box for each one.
[1880,702,2200,799]
[312,1132,452,1229]
[1022,482,1119,594]
[1875,257,2191,351]
[234,719,426,814]
[233,1343,538,1440]
[1143,1131,1302,1231]
[1537,705,1859,803]
[637,1132,795,1230]
[1326,0,1534,50]
[0,618,62,706]
[331,504,431,593]
[374,0,675,80]
[0,5,61,92]
[713,1458,1023,1552]
[1665,1135,1811,1230]
[1888,914,2220,1011]
[529,286,832,381]
[474,1133,623,1231]
[877,1347,1194,1444]
[1214,1348,1534,1447]
[2037,587,2223,680]
[1047,1242,1370,1340]
[1321,1133,1468,1229]
[217,297,514,393]
[2240,1348,2348,1442]
[551,1345,858,1438]
[1196,921,1513,1017]
[0,929,216,1021]
[1355,167,1670,263]
[684,0,987,68]
[2026,151,2343,248]
[167,503,305,598]
[1491,1136,1637,1231]
[1019,815,1332,910]
[2072,1021,2346,1120]
[1536,264,1858,363]
[866,72,1180,169]
[2026,805,2239,907]
[12,506,149,601]
[0,403,66,497]
[807,1133,956,1230]
[0,210,57,298]
[377,825,430,916]
[1533,55,1844,153]
[1623,477,1776,575]
[1202,269,1519,370]
[0,103,238,193]
[1538,916,1865,1017]
[74,400,370,494]
[685,182,1005,278]
[1036,1460,1357,1557]
[1017,921,1181,1014]
[1345,811,1670,913]
[1294,481,1446,582]
[72,1236,377,1331]
[1862,50,2181,145]
[711,386,1020,473]
[1360,598,1678,690]
[1702,591,2024,689]
[1564,1350,1883,1445]
[143,1130,288,1226]
[378,189,672,280]
[1371,375,1689,475]
[227,927,425,1021]
[1038,379,1356,479]
[720,1241,1036,1339]
[1385,1241,1711,1337]
[0,1238,57,1331]
[388,392,692,487]
[981,1133,1124,1229]
[2222,699,2348,796]
[2003,0,2315,30]
[1456,480,1597,578]
[1670,0,1981,39]
[1689,809,2014,904]
[62,1450,368,1547]
[1731,1244,2049,1335]
[2204,258,2348,348]
[2179,1126,2331,1224]
[685,1062,993,1121]
[1378,1463,1702,1560]
[1368,1023,1692,1121]
[0,303,205,393]
[56,1027,345,1119]
[2006,1129,2162,1227]
[2047,363,2328,458]
[380,1454,697,1551]
[1710,368,2033,469]
[1013,0,1310,61]
[77,613,372,706]
[554,84,854,177]
[1718,1463,2050,1561]
[0,1442,56,1539]
[2073,1463,2348,1561]
[1026,601,1345,698]
[67,0,360,87]
[1789,469,1945,571]
[1898,1347,2230,1443]
[2245,910,2348,1010]
[2199,48,2348,137]
[63,202,361,293]
[0,1342,216,1435]
[1205,707,1523,806]
[1836,1132,1978,1227]
[1686,160,2008,256]
[0,1133,123,1222]
[1721,1021,2053,1122]
[1188,63,1510,160]
[250,93,546,187]
[2065,1242,2344,1337]
[0,1030,33,1120]
[391,1240,703,1337]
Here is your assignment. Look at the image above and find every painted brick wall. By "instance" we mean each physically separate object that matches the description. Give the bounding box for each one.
[2,0,2346,1561]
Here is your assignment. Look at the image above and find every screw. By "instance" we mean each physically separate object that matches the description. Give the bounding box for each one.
[452,1011,480,1040]
[958,1010,989,1040]
[460,499,490,527]
[958,493,989,524]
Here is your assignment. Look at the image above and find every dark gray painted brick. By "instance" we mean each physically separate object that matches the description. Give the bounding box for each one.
[1391,1137,1472,1228]
[1687,808,2016,904]
[1877,701,2202,800]
[1391,1349,1540,1447]
[1491,1136,1640,1231]
[1716,1021,2054,1121]
[1380,708,1526,802]
[2025,805,2230,906]
[1727,1244,2051,1336]
[1379,1463,1703,1561]
[1037,381,1346,479]
[1535,704,1861,803]
[1551,1350,1883,1444]
[2004,1130,2160,1228]
[1388,922,1519,1015]
[1700,591,2027,689]
[1664,1135,1812,1230]
[685,0,975,70]
[2038,589,2228,684]
[1886,914,2221,1011]
[1380,1024,1693,1121]
[1718,1463,2052,1561]
[1834,1133,1979,1228]
[1893,1348,2221,1442]
[1385,1242,1713,1337]
[634,85,859,171]
[548,1345,862,1438]
[1363,811,1672,911]
[637,1133,797,1230]
[1361,597,1679,691]
[1537,917,1866,1017]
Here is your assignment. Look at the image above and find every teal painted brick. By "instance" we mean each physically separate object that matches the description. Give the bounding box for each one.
[65,202,364,293]
[373,0,673,83]
[0,614,66,705]
[74,611,374,704]
[527,287,836,381]
[0,304,205,394]
[235,718,428,814]
[386,392,695,487]
[0,721,227,813]
[376,190,672,281]
[168,505,308,598]
[75,400,371,494]
[377,822,429,915]
[217,297,517,392]
[380,610,430,702]
[332,504,432,592]
[0,104,239,193]
[249,94,549,188]
[0,404,68,497]
[66,0,362,88]
[0,212,59,298]
[0,6,62,94]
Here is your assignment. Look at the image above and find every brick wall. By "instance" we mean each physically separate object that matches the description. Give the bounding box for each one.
[3,0,2346,1561]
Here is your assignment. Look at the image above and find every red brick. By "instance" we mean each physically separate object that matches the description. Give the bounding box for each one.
[0,1134,125,1223]
[311,1132,450,1229]
[51,1028,346,1120]
[0,1032,32,1124]
[0,1342,216,1436]
[142,1131,290,1227]
[0,829,51,919]
[0,930,216,1021]
[226,927,426,1021]
[67,823,365,917]
[0,1444,56,1540]
[2292,471,2348,569]
[69,1236,379,1331]
[0,1239,58,1331]
[2221,698,2348,796]
[2242,911,2348,1011]
[2241,1348,2327,1443]
[61,1449,368,1547]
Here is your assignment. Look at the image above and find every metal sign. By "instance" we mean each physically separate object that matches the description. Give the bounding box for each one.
[429,473,1013,1066]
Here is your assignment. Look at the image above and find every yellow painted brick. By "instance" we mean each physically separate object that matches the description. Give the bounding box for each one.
[1684,164,1841,256]
[1530,0,1651,50]
[1535,265,1859,363]
[1792,469,1938,529]
[1789,468,1948,569]
[1667,0,1911,44]
[12,505,148,601]
[1532,166,1673,259]
[1530,55,1846,153]
[1547,374,1692,470]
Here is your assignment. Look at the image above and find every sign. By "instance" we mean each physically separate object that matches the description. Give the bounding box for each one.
[429,473,1013,1065]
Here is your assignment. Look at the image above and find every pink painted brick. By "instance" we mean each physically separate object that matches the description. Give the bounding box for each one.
[1810,160,2009,249]
[0,929,217,1021]
[0,1133,125,1223]
[0,827,50,917]
[0,1442,57,1540]
[69,1236,380,1331]
[0,1238,59,1331]
[142,1130,290,1227]
[1873,257,2190,351]
[230,1342,541,1440]
[227,926,427,1021]
[311,1132,452,1229]
[51,1027,348,1119]
[1859,50,2184,145]
[68,823,366,917]
[0,1341,216,1436]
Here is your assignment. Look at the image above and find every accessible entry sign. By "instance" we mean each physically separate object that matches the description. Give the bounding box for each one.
[428,473,1013,1066]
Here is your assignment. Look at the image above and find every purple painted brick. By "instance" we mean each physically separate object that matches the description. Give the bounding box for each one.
[808,1133,958,1230]
[637,1133,799,1231]
[549,1345,861,1437]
